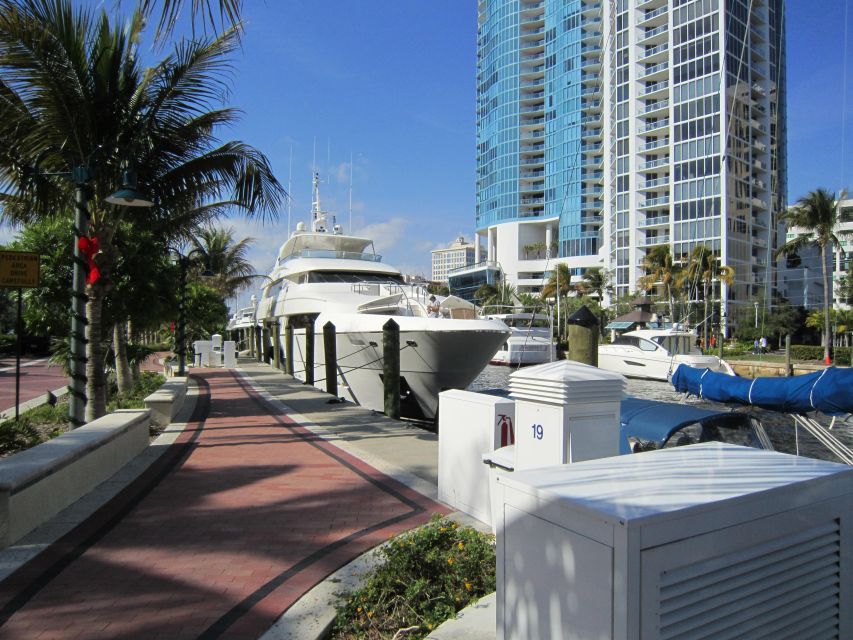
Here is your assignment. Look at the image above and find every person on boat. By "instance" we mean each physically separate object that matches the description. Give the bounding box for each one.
[427,295,441,318]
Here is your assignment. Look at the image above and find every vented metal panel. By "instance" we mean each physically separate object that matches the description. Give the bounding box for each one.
[656,520,841,640]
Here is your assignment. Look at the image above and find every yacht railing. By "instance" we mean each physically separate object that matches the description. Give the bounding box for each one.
[351,281,433,315]
[283,249,382,263]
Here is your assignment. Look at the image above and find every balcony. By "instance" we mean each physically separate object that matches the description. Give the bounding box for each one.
[581,114,602,125]
[520,157,545,166]
[642,176,670,189]
[751,197,768,209]
[641,214,670,227]
[640,43,668,61]
[639,79,668,97]
[639,118,669,133]
[639,5,668,24]
[642,234,670,246]
[581,86,602,97]
[583,128,603,140]
[639,195,670,208]
[640,61,668,80]
[520,142,545,152]
[639,24,668,43]
[638,157,669,171]
[642,99,669,115]
[581,72,601,83]
[639,137,670,152]
[581,143,602,153]
[520,196,544,205]
[582,99,602,110]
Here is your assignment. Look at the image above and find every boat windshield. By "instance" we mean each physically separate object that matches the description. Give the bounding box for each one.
[503,317,550,328]
[302,271,404,284]
[662,419,767,450]
[654,334,699,355]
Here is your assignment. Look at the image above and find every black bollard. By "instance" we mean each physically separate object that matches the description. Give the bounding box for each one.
[273,320,282,370]
[383,318,400,419]
[305,320,315,385]
[285,321,294,375]
[566,305,599,366]
[324,321,338,398]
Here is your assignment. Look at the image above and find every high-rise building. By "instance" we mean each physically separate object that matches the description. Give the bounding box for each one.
[475,0,786,321]
[432,236,476,283]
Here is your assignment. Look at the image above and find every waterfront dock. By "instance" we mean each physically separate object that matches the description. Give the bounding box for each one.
[0,359,454,639]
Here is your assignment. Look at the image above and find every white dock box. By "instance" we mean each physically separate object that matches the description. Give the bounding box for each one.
[438,389,515,526]
[508,360,625,470]
[496,443,853,640]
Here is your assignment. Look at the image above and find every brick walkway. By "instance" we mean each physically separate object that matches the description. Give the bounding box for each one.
[0,369,446,639]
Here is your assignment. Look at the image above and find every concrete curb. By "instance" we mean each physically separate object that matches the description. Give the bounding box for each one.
[0,386,68,422]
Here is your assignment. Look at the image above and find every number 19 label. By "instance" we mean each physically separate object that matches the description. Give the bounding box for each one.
[531,423,544,440]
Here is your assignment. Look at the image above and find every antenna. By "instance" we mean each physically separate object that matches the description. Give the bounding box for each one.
[287,144,293,235]
[349,151,353,233]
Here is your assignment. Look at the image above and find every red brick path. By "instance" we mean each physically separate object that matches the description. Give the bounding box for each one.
[0,369,445,639]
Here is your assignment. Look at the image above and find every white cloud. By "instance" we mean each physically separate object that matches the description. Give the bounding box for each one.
[353,217,409,253]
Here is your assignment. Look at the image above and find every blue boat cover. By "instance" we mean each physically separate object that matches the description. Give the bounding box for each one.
[671,365,853,414]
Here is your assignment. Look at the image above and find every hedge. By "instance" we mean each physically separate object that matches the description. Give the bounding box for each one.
[788,345,851,366]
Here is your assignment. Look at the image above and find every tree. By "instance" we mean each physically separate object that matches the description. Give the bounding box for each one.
[637,245,680,322]
[141,0,242,43]
[0,2,284,421]
[540,263,572,300]
[190,226,257,298]
[575,267,611,301]
[678,245,735,349]
[776,189,850,363]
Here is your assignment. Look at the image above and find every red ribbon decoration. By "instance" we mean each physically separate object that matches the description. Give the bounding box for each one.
[78,236,100,284]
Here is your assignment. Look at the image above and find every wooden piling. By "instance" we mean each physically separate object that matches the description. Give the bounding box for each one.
[785,334,792,376]
[566,306,599,366]
[248,326,255,358]
[323,321,338,398]
[262,324,271,364]
[383,319,400,419]
[285,321,294,375]
[255,324,263,362]
[305,320,315,385]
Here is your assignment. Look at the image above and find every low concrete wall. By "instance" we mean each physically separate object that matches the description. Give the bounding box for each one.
[0,409,150,548]
[729,360,828,379]
[144,377,187,427]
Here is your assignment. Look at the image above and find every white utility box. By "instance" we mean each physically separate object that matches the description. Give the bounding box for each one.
[223,340,237,368]
[438,390,515,526]
[193,340,211,367]
[496,443,853,640]
[508,360,625,470]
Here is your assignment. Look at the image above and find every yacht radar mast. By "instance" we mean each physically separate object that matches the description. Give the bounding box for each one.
[311,172,334,233]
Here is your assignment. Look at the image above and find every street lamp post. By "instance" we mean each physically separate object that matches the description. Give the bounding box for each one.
[34,157,153,427]
[754,300,759,329]
[168,248,205,377]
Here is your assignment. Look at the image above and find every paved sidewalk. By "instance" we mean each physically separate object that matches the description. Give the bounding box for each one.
[0,364,447,639]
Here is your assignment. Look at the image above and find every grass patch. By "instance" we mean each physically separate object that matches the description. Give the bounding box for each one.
[330,515,496,639]
[0,371,166,457]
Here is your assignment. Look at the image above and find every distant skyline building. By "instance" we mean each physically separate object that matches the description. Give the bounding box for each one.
[474,0,787,323]
[431,236,476,283]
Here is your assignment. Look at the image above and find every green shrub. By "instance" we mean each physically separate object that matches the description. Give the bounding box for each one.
[786,345,851,365]
[107,371,165,412]
[0,400,67,455]
[0,334,16,355]
[330,515,496,639]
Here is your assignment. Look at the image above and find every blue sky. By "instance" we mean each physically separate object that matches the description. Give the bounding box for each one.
[2,1,852,309]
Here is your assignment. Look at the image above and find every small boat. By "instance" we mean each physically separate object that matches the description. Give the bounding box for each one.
[598,327,733,381]
[619,396,773,454]
[252,173,510,420]
[486,311,556,366]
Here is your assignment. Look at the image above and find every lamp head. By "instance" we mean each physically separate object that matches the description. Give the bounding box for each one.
[105,170,154,208]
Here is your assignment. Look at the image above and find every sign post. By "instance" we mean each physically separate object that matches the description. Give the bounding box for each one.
[0,251,41,422]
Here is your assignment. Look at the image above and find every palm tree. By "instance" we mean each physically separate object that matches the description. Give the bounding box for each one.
[575,267,611,301]
[678,245,735,349]
[190,226,257,298]
[637,245,680,322]
[0,1,284,421]
[140,0,243,42]
[776,189,850,363]
[540,263,572,301]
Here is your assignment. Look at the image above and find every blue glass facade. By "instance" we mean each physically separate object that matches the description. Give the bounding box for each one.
[476,0,603,259]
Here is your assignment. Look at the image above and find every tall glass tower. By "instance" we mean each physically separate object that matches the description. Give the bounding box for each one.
[474,0,786,316]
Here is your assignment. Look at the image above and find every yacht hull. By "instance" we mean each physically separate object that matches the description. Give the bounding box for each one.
[597,349,731,381]
[490,337,556,366]
[286,315,508,420]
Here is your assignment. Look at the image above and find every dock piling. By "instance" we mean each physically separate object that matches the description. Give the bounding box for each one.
[305,320,315,385]
[324,321,338,398]
[383,319,400,419]
[285,322,294,375]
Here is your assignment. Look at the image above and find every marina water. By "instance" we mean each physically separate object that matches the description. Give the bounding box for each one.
[469,364,853,464]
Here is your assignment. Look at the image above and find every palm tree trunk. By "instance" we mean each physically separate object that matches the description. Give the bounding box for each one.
[85,288,108,422]
[114,322,133,394]
[821,244,831,362]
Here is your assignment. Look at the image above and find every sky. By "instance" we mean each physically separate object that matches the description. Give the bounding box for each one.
[2,1,852,310]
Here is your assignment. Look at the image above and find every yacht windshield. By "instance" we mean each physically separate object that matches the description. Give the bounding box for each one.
[305,271,404,284]
[654,334,699,355]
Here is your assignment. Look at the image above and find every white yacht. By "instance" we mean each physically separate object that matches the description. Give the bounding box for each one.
[485,311,555,366]
[597,328,734,381]
[254,174,509,420]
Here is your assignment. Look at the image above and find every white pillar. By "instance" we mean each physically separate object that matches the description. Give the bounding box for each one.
[475,232,481,263]
[488,228,495,263]
[545,225,553,259]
